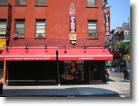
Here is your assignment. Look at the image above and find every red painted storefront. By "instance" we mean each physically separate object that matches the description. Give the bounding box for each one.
[0,0,113,85]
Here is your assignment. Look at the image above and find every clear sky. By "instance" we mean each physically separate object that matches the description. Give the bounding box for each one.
[107,0,130,30]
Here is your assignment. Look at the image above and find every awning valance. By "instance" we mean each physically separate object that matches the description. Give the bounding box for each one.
[0,48,56,61]
[0,48,113,61]
[58,48,113,60]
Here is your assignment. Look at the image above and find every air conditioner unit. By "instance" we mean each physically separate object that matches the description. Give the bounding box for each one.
[36,33,45,37]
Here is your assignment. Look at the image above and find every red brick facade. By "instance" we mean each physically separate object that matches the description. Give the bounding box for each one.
[0,0,105,48]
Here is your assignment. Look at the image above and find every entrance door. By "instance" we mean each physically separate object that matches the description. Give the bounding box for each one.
[89,61,102,81]
[6,61,58,85]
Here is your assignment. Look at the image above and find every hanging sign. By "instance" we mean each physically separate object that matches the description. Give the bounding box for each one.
[70,16,76,33]
[104,7,110,36]
[69,3,76,40]
[0,39,6,48]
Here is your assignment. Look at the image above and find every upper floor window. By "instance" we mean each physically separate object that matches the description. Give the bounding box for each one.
[36,0,46,5]
[88,20,98,36]
[36,20,46,37]
[0,0,8,5]
[87,0,96,7]
[16,0,26,5]
[15,19,25,36]
[0,19,6,37]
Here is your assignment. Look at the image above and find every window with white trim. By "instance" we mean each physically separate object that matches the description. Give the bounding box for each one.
[0,19,6,37]
[88,20,98,36]
[36,20,46,37]
[16,0,26,5]
[15,19,25,36]
[87,0,96,7]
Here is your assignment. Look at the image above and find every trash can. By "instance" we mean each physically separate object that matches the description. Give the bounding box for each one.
[0,82,3,94]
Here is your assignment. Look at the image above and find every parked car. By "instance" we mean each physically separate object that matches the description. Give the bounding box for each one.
[109,67,120,72]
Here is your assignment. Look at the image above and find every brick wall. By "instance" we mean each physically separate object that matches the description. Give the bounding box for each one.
[0,0,105,48]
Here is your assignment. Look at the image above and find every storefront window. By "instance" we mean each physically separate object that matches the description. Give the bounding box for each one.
[0,61,3,81]
[61,61,85,83]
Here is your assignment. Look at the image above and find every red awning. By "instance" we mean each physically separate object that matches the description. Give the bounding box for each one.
[0,47,113,61]
[0,47,56,61]
[58,48,113,60]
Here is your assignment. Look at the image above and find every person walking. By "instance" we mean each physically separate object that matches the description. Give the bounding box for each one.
[105,66,110,82]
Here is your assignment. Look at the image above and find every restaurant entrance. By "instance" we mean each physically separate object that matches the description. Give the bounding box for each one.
[6,61,58,85]
[89,61,106,83]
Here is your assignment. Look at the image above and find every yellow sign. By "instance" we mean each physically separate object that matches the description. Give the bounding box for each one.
[69,34,76,40]
[0,39,6,48]
[123,54,130,61]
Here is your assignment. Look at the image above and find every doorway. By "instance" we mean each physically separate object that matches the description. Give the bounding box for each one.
[89,61,102,83]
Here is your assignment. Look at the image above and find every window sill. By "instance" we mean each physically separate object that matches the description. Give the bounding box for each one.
[87,36,99,40]
[0,36,6,39]
[35,5,47,7]
[34,37,46,39]
[15,5,27,7]
[13,36,25,39]
[86,6,98,8]
[0,5,8,7]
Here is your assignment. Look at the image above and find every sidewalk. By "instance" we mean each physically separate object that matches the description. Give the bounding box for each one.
[0,80,130,97]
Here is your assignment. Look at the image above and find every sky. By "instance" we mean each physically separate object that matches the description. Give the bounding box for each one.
[107,0,130,30]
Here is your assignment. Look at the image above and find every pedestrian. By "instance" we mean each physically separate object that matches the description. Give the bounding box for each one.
[124,68,128,81]
[105,66,110,82]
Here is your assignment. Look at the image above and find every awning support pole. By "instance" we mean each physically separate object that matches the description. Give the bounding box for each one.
[56,48,60,85]
[3,60,6,84]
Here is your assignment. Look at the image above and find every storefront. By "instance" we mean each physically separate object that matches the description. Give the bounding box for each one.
[0,47,113,85]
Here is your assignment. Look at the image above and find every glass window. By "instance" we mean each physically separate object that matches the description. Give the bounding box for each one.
[36,20,46,37]
[0,0,8,5]
[87,0,96,7]
[0,20,6,37]
[61,61,85,83]
[36,0,46,5]
[16,0,26,5]
[15,19,25,36]
[88,20,97,36]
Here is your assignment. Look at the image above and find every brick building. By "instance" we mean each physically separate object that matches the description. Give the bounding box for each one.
[0,0,112,85]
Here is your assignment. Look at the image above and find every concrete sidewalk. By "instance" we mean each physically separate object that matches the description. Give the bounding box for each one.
[0,80,130,97]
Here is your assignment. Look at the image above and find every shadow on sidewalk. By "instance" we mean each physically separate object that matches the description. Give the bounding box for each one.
[1,87,120,97]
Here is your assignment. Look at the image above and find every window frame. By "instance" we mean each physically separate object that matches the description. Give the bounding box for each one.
[88,20,98,37]
[0,19,7,38]
[35,0,47,6]
[0,0,8,6]
[86,0,97,7]
[14,19,25,37]
[35,19,46,38]
[15,0,27,6]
